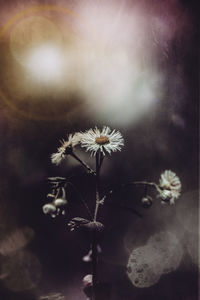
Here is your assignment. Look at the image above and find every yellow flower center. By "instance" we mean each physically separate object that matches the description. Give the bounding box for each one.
[95,136,109,145]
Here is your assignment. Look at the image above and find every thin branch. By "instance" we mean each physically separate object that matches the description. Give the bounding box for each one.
[70,152,96,175]
[94,152,102,222]
[91,151,103,300]
[101,181,158,202]
[91,233,97,300]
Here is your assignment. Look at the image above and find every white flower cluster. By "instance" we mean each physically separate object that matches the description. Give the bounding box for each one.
[157,170,181,205]
[51,126,124,165]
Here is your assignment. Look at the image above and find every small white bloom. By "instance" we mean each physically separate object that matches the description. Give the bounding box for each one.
[79,126,124,156]
[51,133,80,165]
[158,170,181,205]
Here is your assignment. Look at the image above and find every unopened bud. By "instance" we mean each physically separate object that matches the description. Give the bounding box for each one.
[82,245,102,263]
[53,198,67,207]
[82,274,93,288]
[42,203,56,215]
[83,250,92,262]
[82,274,93,299]
[141,196,153,208]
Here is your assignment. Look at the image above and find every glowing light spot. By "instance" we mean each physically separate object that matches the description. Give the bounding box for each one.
[9,16,63,66]
[26,44,65,83]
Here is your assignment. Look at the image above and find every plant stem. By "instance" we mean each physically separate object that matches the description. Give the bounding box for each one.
[91,233,97,300]
[70,152,96,175]
[91,151,103,300]
[102,181,158,202]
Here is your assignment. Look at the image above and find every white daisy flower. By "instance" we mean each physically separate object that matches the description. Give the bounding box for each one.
[51,133,80,165]
[79,126,124,156]
[157,170,181,205]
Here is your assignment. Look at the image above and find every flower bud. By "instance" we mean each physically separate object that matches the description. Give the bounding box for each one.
[42,203,56,215]
[53,198,67,207]
[82,274,93,299]
[141,196,153,208]
[82,250,92,262]
[82,274,93,288]
[82,245,102,263]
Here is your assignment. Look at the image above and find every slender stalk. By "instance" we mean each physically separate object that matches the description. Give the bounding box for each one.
[91,151,104,300]
[94,153,101,221]
[91,233,97,300]
[70,152,96,175]
[129,181,157,187]
[102,181,158,202]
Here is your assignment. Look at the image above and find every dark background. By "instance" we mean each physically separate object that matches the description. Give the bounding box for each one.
[0,0,198,299]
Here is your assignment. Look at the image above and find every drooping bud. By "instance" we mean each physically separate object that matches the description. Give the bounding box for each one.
[82,274,93,299]
[141,196,153,208]
[54,198,67,207]
[82,250,92,262]
[82,274,93,288]
[82,245,102,262]
[53,188,67,207]
[42,203,56,215]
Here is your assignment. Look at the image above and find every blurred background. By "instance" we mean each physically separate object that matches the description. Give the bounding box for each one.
[0,0,198,299]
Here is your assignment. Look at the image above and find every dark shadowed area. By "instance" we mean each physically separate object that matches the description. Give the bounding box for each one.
[0,0,198,299]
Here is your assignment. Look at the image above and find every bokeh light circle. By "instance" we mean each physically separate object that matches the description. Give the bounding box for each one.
[0,5,81,121]
[127,245,162,288]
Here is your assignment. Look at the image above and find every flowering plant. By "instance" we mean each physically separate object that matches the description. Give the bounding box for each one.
[42,126,181,300]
